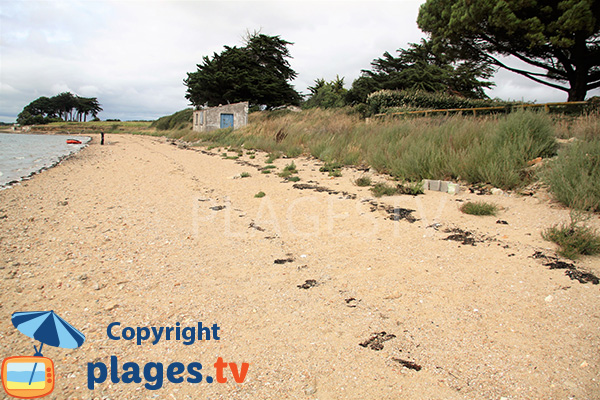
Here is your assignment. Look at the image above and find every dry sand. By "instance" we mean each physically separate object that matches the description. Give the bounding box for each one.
[1,134,599,400]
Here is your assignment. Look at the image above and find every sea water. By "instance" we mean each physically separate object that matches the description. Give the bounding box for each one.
[0,133,90,187]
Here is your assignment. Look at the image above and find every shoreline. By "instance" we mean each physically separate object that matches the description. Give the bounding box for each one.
[0,132,92,189]
[0,134,598,399]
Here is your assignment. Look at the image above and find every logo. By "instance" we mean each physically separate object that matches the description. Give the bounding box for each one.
[1,311,85,399]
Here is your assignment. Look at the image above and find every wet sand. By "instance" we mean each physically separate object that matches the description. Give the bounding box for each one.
[1,134,599,399]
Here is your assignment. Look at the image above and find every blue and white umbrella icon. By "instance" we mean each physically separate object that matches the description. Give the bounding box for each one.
[11,311,85,385]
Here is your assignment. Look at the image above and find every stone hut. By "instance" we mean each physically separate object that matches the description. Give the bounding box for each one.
[192,102,249,132]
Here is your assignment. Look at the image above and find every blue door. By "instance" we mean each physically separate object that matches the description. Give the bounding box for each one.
[220,114,234,129]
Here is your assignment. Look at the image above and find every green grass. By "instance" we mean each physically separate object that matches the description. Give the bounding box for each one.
[460,201,498,216]
[283,162,298,173]
[543,139,600,212]
[354,176,372,187]
[240,172,251,178]
[543,220,600,259]
[138,107,597,211]
[286,176,301,182]
[254,191,266,198]
[370,182,398,197]
[397,181,424,195]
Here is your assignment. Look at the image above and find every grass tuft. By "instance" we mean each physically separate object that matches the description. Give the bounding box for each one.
[543,219,600,259]
[254,191,266,198]
[370,182,398,197]
[354,176,372,187]
[460,201,498,216]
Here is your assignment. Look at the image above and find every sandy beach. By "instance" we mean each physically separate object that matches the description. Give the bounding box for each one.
[1,133,599,399]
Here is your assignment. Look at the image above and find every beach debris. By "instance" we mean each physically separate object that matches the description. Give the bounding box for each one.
[292,182,356,199]
[386,207,417,223]
[345,297,359,307]
[57,200,68,206]
[297,279,317,289]
[249,222,265,231]
[496,220,509,225]
[392,358,422,371]
[443,227,482,246]
[360,332,396,351]
[530,251,599,284]
[209,205,226,211]
[274,257,294,264]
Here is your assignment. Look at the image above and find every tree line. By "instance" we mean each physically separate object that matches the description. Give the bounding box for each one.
[184,0,599,112]
[17,92,102,125]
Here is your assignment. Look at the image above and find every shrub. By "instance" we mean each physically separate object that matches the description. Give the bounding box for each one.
[354,176,372,187]
[151,108,193,130]
[240,172,251,178]
[397,181,424,195]
[254,191,266,198]
[370,182,398,197]
[543,139,600,212]
[460,201,498,216]
[543,218,600,259]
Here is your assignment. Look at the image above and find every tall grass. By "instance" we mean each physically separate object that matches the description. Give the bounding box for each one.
[184,109,559,190]
[543,138,600,211]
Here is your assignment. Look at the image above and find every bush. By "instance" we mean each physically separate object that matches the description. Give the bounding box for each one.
[460,201,498,216]
[254,191,266,198]
[543,139,600,211]
[354,176,372,187]
[151,109,193,130]
[366,89,521,116]
[370,182,398,197]
[543,218,600,259]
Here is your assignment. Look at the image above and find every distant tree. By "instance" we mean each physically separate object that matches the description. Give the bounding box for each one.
[347,39,494,104]
[418,0,600,101]
[17,92,102,125]
[304,76,348,109]
[184,33,301,109]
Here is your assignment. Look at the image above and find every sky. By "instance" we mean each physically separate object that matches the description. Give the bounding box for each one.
[1,0,598,122]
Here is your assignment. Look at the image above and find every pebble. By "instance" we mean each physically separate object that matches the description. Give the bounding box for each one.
[545,295,553,303]
[304,385,317,395]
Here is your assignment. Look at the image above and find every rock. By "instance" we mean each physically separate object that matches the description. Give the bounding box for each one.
[491,188,504,195]
[303,385,317,395]
[545,295,553,303]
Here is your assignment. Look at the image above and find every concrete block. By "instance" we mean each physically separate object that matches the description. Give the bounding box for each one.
[429,180,441,191]
[447,182,460,195]
[421,179,430,190]
[440,181,449,193]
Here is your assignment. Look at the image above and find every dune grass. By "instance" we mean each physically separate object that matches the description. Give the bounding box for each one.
[460,201,498,216]
[543,214,600,259]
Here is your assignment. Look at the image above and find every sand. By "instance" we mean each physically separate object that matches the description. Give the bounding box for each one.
[1,133,599,400]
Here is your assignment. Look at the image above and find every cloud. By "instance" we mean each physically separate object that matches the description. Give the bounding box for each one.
[1,0,598,122]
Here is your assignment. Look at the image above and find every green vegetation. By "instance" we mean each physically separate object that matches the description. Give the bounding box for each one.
[418,0,599,101]
[278,162,299,179]
[319,162,343,177]
[370,183,398,197]
[543,216,600,259]
[460,201,498,216]
[543,139,600,212]
[397,181,424,195]
[254,191,266,198]
[184,32,300,109]
[150,108,193,131]
[17,92,102,125]
[354,176,372,187]
[240,172,251,178]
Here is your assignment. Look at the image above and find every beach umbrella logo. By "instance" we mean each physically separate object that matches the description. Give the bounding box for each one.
[1,311,85,399]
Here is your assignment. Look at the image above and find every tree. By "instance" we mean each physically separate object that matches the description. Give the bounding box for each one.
[17,92,102,125]
[418,0,600,101]
[184,33,301,109]
[347,39,494,104]
[304,76,348,109]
